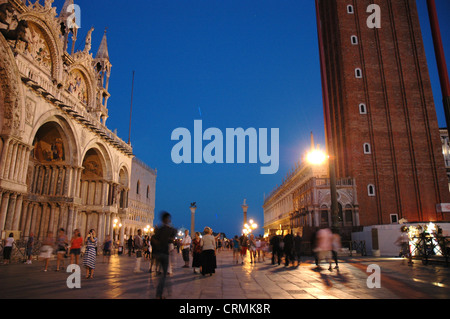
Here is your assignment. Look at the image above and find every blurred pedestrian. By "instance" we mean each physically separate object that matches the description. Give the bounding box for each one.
[239,234,248,264]
[40,231,54,272]
[201,227,217,276]
[270,234,282,265]
[181,230,192,268]
[283,231,294,267]
[153,211,176,299]
[232,235,240,264]
[192,232,202,273]
[134,229,144,273]
[2,233,14,265]
[310,229,319,266]
[25,232,34,264]
[331,230,342,269]
[293,232,302,267]
[102,235,112,263]
[249,234,257,263]
[69,229,83,265]
[55,228,68,271]
[314,228,333,271]
[149,231,159,273]
[83,229,97,279]
[127,235,133,257]
[143,235,150,260]
[395,226,413,266]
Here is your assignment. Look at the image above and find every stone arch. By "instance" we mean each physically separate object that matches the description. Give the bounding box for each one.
[17,12,64,80]
[81,141,113,181]
[29,112,80,165]
[65,65,95,108]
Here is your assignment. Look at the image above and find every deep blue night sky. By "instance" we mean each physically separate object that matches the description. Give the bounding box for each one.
[53,0,450,237]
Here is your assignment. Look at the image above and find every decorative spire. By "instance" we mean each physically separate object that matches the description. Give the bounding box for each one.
[310,131,315,151]
[96,28,109,60]
[84,27,94,53]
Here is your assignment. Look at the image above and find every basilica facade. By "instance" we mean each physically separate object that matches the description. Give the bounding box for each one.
[0,0,154,245]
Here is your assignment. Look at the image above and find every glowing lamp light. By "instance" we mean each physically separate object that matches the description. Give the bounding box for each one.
[306,150,327,165]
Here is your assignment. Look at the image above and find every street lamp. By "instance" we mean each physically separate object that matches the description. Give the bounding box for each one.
[306,142,339,229]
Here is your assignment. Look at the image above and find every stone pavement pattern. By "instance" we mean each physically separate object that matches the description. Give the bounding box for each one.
[0,250,449,299]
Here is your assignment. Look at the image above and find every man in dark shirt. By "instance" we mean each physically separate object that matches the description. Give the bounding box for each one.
[283,232,294,267]
[270,234,282,265]
[293,232,302,267]
[153,211,176,299]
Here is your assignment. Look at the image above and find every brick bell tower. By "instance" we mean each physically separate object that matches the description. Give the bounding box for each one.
[316,0,450,225]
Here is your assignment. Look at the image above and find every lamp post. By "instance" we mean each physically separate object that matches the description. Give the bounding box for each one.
[190,202,197,238]
[242,199,248,225]
[306,143,340,229]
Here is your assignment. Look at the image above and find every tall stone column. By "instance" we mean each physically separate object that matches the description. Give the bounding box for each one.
[67,205,74,237]
[48,203,56,234]
[0,138,10,179]
[23,202,33,237]
[119,224,124,246]
[6,141,17,180]
[19,200,30,232]
[12,195,23,230]
[4,193,17,230]
[0,192,11,231]
[30,204,39,237]
[190,205,197,237]
[242,199,248,225]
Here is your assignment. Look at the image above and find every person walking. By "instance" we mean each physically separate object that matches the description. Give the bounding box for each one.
[25,232,34,264]
[134,229,144,273]
[55,228,68,272]
[83,229,97,279]
[201,227,217,276]
[191,232,202,274]
[2,233,14,265]
[127,235,133,257]
[181,230,192,268]
[239,234,248,264]
[232,235,240,264]
[310,229,319,266]
[69,229,83,265]
[40,231,54,272]
[395,226,413,266]
[331,231,342,269]
[293,232,302,267]
[270,234,281,265]
[314,228,333,271]
[103,235,112,263]
[248,234,257,264]
[149,231,159,273]
[153,212,176,299]
[283,231,294,267]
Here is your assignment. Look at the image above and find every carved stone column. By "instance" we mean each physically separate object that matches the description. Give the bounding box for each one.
[6,140,17,180]
[48,203,57,234]
[4,193,17,230]
[0,138,11,179]
[12,195,23,230]
[67,205,74,237]
[0,192,11,231]
[23,202,34,236]
[29,203,39,237]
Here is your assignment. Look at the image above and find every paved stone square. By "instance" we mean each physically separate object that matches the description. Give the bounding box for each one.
[0,250,449,299]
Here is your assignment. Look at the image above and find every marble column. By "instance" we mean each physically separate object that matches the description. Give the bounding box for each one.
[4,193,17,230]
[11,195,23,230]
[6,141,17,180]
[0,192,11,231]
[48,203,56,234]
[29,204,39,237]
[67,205,74,237]
[23,202,34,237]
[19,200,30,232]
[0,138,10,179]
[119,224,125,246]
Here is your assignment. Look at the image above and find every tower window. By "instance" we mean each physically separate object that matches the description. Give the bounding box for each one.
[137,180,140,194]
[347,5,354,14]
[351,35,358,45]
[364,143,371,154]
[359,103,367,114]
[147,186,150,199]
[355,68,363,78]
[368,184,376,197]
[390,214,399,224]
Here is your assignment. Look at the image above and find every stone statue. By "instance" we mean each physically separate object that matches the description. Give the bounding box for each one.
[44,0,54,10]
[0,2,14,29]
[84,26,94,53]
[0,19,29,50]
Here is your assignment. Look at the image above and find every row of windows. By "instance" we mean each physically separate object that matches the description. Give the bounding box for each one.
[347,3,376,197]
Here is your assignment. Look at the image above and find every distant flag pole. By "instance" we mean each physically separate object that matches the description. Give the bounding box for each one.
[128,70,135,145]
